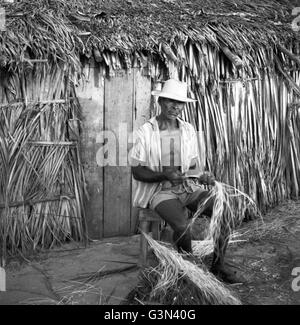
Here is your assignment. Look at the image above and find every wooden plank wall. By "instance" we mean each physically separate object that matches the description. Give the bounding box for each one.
[103,70,133,237]
[77,63,105,239]
[78,64,151,238]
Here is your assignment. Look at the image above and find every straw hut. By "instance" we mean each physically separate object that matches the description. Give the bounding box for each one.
[0,0,300,254]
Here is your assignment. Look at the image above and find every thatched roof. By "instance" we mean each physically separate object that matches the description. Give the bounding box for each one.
[0,0,299,70]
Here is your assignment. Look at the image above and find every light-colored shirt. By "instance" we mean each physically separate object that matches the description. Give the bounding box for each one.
[160,129,181,167]
[130,116,200,208]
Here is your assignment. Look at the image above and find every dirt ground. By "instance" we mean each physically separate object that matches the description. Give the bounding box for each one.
[227,199,300,305]
[0,236,141,305]
[126,199,300,305]
[0,199,299,305]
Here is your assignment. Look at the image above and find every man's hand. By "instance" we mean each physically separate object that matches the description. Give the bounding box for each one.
[198,172,216,186]
[163,168,187,186]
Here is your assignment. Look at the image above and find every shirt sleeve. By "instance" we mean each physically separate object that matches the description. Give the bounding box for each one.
[129,128,147,166]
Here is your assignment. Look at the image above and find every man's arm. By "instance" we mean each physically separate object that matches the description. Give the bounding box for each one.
[132,165,167,183]
[132,165,186,184]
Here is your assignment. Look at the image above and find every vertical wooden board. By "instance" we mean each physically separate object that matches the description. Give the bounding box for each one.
[133,69,151,126]
[104,70,133,237]
[131,69,152,233]
[76,62,104,239]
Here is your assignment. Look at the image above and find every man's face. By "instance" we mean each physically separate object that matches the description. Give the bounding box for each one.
[159,98,186,120]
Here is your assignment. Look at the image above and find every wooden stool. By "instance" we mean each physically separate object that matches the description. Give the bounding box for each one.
[138,208,161,266]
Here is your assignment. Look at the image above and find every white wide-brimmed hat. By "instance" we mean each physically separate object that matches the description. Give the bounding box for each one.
[151,79,197,102]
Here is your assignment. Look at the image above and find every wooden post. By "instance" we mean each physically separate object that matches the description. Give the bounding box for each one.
[139,220,150,266]
[151,220,160,241]
[139,209,161,266]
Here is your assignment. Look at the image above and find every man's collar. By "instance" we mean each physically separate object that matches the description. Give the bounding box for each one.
[148,116,185,130]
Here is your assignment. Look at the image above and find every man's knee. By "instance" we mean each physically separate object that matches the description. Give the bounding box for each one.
[159,213,189,234]
[155,201,189,233]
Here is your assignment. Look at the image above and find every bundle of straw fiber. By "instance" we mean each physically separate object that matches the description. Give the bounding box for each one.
[144,233,241,305]
[190,181,260,259]
[192,231,245,260]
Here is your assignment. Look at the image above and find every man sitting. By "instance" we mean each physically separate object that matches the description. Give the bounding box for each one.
[130,79,237,283]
